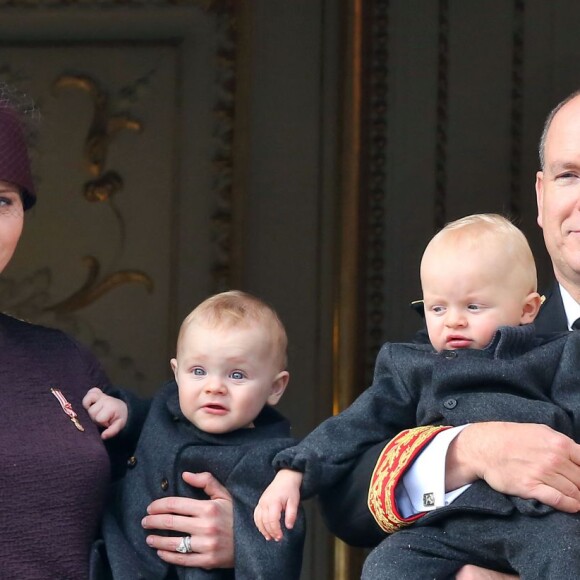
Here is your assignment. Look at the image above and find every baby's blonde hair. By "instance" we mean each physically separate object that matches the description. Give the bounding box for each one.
[179,290,288,369]
[426,213,537,293]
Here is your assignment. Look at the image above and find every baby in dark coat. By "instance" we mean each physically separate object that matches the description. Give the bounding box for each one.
[255,214,580,579]
[85,291,304,580]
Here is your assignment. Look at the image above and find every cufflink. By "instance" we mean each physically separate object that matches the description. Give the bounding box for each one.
[423,492,435,507]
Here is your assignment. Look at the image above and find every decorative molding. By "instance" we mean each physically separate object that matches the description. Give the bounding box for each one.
[509,0,526,218]
[47,72,154,311]
[0,0,230,10]
[0,63,154,315]
[0,65,155,380]
[434,0,449,230]
[365,0,390,381]
[0,2,239,383]
[45,256,153,314]
[209,0,237,292]
[0,0,238,294]
[53,74,142,201]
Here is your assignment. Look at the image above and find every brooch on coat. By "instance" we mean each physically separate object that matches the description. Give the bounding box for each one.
[51,387,85,432]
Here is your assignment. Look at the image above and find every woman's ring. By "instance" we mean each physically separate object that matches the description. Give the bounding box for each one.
[176,535,193,554]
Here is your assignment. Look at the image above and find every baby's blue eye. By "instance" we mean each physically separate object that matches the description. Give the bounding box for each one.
[230,371,245,380]
[467,304,481,311]
[193,367,206,376]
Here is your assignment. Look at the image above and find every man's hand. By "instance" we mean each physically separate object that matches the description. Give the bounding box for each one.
[447,422,580,512]
[142,472,234,569]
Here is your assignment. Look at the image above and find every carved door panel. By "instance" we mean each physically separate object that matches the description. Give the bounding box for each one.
[0,3,237,394]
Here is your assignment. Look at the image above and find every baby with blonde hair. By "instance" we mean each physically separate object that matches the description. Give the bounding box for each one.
[256,214,580,579]
[86,291,305,580]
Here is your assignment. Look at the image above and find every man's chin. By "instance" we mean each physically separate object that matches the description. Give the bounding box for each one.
[555,257,580,287]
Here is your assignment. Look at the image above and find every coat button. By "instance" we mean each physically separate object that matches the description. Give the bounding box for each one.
[443,398,457,409]
[161,478,169,491]
[127,455,137,468]
[443,350,457,359]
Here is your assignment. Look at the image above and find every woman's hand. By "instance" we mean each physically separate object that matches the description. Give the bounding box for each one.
[447,422,580,512]
[142,471,234,569]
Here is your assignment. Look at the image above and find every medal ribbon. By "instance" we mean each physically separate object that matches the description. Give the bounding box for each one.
[51,387,85,432]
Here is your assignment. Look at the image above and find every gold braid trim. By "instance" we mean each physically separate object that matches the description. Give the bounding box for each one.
[367,425,452,533]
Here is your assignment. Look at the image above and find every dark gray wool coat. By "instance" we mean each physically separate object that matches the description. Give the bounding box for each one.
[275,323,580,521]
[318,281,576,548]
[93,381,304,580]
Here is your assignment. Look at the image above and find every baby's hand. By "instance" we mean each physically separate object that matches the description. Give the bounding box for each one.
[254,469,303,542]
[82,387,128,440]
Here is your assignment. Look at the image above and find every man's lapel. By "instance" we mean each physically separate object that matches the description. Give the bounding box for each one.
[535,281,569,334]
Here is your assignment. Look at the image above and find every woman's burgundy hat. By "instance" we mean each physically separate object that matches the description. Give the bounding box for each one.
[0,90,36,210]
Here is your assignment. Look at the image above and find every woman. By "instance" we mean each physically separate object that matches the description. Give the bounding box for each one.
[0,84,234,579]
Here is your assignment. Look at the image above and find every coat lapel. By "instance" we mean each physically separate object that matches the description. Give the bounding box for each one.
[535,282,569,334]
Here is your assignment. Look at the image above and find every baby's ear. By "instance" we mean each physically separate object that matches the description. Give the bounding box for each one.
[267,371,290,406]
[521,292,542,323]
[170,358,178,377]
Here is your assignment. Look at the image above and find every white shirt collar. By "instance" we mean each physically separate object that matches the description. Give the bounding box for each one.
[558,284,580,330]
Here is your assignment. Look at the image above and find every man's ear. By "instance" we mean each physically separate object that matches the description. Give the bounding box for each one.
[267,371,290,406]
[521,292,543,323]
[536,171,544,228]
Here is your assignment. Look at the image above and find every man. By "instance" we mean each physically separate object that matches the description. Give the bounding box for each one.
[319,89,580,579]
